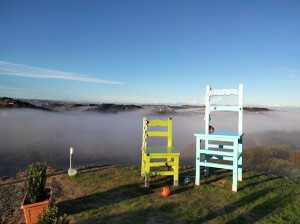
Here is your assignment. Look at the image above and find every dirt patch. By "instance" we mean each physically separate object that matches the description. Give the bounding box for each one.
[0,184,25,224]
[211,179,227,187]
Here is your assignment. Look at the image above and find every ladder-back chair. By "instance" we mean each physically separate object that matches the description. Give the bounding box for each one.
[195,84,244,192]
[141,117,180,188]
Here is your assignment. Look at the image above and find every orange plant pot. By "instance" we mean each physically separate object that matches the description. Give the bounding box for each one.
[21,188,52,224]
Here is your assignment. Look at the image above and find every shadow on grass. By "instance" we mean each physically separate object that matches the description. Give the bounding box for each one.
[229,194,288,223]
[57,183,154,215]
[172,185,194,194]
[190,169,280,191]
[242,172,264,181]
[74,202,181,224]
[198,187,275,223]
[74,165,115,176]
[142,166,196,189]
[149,176,174,188]
[239,175,281,191]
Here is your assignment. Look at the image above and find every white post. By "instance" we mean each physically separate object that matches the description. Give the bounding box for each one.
[205,85,211,134]
[70,147,74,169]
[238,84,244,133]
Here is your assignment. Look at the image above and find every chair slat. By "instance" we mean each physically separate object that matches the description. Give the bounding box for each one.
[147,131,168,137]
[147,119,169,126]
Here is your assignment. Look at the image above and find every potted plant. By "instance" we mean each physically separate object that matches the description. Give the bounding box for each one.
[21,162,53,224]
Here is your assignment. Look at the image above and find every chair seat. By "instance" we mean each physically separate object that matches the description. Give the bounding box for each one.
[143,146,180,155]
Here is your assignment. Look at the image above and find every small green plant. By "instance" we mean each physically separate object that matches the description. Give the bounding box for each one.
[24,162,47,204]
[37,206,68,224]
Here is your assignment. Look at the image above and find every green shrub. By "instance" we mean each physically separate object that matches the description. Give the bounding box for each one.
[38,206,68,224]
[24,162,47,203]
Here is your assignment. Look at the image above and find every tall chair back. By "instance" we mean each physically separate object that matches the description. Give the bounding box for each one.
[142,117,172,148]
[204,84,244,134]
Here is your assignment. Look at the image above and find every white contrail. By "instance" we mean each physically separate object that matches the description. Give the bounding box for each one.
[0,61,123,85]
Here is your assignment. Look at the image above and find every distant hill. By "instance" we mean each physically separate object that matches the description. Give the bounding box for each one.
[0,97,272,113]
[85,104,142,113]
[243,107,271,112]
[0,97,51,111]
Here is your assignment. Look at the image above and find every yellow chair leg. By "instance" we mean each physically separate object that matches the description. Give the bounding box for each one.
[145,155,150,188]
[173,156,179,186]
[141,153,145,178]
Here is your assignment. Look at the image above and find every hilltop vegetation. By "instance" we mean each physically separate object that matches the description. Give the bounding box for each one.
[0,97,141,113]
[1,165,300,223]
[243,107,271,112]
[243,131,300,178]
[0,97,50,111]
[85,103,141,113]
[244,145,300,178]
[0,97,272,113]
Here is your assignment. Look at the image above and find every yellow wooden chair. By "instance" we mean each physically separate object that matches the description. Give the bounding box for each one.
[141,117,180,187]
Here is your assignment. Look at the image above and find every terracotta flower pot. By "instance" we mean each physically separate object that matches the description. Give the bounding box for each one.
[21,188,53,224]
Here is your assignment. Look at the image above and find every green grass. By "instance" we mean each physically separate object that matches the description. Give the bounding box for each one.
[50,166,300,224]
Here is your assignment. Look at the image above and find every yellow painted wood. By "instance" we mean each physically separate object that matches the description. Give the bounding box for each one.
[149,162,176,167]
[168,118,172,147]
[147,131,168,137]
[148,119,169,126]
[141,117,180,187]
[149,171,174,176]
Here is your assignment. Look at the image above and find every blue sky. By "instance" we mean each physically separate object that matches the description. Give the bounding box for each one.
[0,0,299,106]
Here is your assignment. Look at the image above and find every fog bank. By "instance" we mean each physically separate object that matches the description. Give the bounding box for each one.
[0,108,300,176]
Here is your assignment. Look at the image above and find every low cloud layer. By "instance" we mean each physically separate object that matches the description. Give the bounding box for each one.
[0,108,300,176]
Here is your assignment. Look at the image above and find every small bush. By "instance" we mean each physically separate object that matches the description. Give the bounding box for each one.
[37,206,68,224]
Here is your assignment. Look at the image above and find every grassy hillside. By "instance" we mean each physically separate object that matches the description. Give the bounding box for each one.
[1,165,300,224]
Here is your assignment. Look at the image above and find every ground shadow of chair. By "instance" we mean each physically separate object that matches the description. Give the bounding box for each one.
[141,117,180,188]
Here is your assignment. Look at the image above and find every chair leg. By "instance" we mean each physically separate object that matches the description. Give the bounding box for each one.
[173,156,179,186]
[144,155,150,188]
[195,139,201,185]
[232,144,238,192]
[174,180,179,186]
[145,181,150,188]
[141,153,145,178]
[238,141,243,181]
